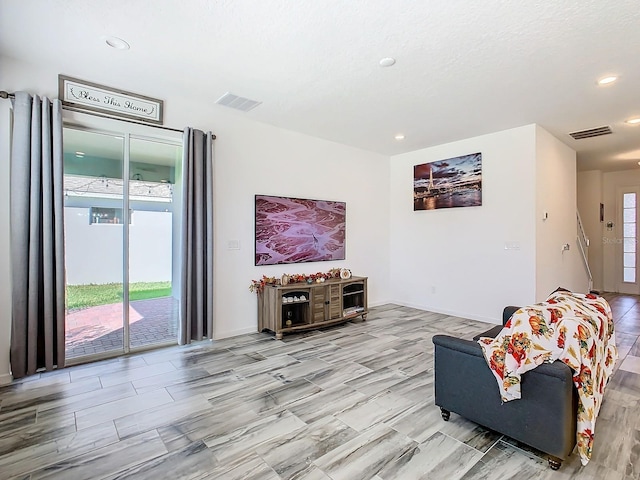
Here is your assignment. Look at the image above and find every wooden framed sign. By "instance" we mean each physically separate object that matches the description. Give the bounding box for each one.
[58,75,164,124]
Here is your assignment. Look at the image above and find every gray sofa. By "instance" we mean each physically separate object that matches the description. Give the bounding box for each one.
[432,306,578,470]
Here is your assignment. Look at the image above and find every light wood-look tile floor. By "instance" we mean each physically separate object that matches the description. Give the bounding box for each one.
[1,296,640,479]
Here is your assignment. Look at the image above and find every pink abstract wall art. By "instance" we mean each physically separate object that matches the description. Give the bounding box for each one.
[255,195,346,266]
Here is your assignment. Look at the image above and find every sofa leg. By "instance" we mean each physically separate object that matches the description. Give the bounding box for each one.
[548,457,562,470]
[440,408,450,421]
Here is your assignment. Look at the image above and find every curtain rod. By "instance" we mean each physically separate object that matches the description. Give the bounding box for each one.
[0,90,216,139]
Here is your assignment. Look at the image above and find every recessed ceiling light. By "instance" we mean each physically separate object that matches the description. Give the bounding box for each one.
[597,75,618,86]
[105,36,130,50]
[379,57,396,67]
[626,117,640,125]
[394,134,405,140]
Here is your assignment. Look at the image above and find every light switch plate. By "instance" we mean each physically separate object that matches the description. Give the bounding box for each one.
[504,241,520,250]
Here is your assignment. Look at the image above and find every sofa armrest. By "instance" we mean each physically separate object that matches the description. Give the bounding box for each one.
[503,306,520,325]
[434,334,483,357]
[433,334,574,382]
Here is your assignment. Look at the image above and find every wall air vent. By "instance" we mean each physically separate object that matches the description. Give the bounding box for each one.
[568,125,612,140]
[215,92,262,112]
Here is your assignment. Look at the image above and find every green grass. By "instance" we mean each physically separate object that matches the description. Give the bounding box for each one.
[66,281,172,310]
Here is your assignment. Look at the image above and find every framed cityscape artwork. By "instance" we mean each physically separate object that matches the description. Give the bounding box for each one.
[414,152,482,211]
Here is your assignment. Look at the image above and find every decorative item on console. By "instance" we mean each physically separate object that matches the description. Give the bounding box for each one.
[250,267,348,293]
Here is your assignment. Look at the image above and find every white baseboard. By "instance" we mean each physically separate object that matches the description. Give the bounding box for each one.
[213,326,259,340]
[0,372,12,386]
[390,300,496,325]
[368,300,392,308]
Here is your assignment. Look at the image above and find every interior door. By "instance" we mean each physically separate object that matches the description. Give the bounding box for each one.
[617,187,640,294]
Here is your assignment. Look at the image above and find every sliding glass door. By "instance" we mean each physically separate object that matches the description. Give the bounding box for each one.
[63,126,181,361]
[64,129,126,358]
[128,136,181,349]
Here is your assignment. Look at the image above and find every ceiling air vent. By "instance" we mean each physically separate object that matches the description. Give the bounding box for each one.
[215,92,261,112]
[568,125,612,140]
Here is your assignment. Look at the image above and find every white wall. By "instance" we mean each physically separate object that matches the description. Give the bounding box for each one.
[0,59,391,379]
[534,125,585,298]
[389,125,538,323]
[602,168,640,292]
[577,170,603,291]
[209,111,391,337]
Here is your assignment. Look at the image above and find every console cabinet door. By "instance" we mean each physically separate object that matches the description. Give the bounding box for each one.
[328,284,342,319]
[311,284,342,321]
[312,286,326,322]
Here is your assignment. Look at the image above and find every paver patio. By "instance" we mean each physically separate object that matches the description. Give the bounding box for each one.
[65,296,179,359]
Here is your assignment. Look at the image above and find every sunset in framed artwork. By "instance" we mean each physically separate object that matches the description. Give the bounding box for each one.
[414,152,482,211]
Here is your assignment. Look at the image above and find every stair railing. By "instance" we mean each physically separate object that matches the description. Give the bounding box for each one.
[576,211,593,292]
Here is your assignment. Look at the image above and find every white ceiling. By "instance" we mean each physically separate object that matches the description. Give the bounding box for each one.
[1,0,639,172]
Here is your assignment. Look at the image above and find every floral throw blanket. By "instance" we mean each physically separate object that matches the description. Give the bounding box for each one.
[478,290,618,465]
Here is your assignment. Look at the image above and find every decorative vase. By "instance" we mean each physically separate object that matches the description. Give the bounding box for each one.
[340,268,352,279]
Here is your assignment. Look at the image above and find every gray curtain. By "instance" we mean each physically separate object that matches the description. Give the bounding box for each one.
[180,127,214,344]
[10,92,66,378]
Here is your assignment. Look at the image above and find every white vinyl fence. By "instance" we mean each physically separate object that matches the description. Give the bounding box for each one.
[65,207,173,285]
